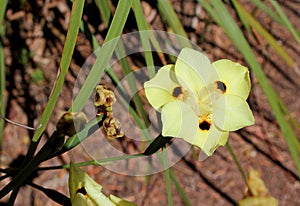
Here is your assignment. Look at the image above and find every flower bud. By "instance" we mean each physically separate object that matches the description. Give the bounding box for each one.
[56,112,88,137]
[239,169,278,206]
[69,163,136,206]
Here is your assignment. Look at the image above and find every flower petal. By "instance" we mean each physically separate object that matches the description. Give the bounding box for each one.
[213,95,255,131]
[144,65,181,111]
[175,48,214,92]
[69,163,115,206]
[212,59,251,99]
[161,100,198,138]
[109,195,137,206]
[69,162,102,202]
[183,124,229,156]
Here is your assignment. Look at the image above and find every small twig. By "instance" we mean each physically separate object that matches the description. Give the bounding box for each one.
[0,114,40,130]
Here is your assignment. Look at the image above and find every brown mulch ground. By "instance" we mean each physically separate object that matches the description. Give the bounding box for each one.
[1,0,300,205]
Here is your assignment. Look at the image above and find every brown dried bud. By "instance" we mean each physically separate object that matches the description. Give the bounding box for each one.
[94,85,116,114]
[239,169,278,206]
[102,116,124,139]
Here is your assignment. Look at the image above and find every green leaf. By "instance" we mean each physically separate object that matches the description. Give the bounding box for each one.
[29,182,71,206]
[32,0,85,142]
[249,0,283,24]
[231,0,295,67]
[269,0,300,46]
[0,0,7,147]
[163,149,173,206]
[95,0,111,28]
[143,134,173,156]
[170,171,192,206]
[132,0,156,77]
[71,0,133,112]
[157,0,191,48]
[114,41,150,128]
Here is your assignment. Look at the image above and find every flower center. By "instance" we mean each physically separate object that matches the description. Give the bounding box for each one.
[215,81,227,93]
[172,86,188,100]
[194,87,213,117]
[198,116,212,131]
[172,86,183,97]
[76,186,88,197]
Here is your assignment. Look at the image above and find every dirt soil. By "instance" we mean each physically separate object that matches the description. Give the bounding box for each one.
[1,0,300,205]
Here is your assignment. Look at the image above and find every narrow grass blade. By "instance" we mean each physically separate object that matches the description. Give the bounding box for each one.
[250,0,300,46]
[0,0,7,149]
[269,0,300,46]
[78,3,153,144]
[72,0,155,147]
[198,1,221,25]
[32,0,85,142]
[115,41,149,127]
[232,0,295,68]
[28,182,71,206]
[132,0,156,77]
[107,68,153,142]
[131,1,167,77]
[80,20,99,50]
[234,0,251,32]
[249,0,283,24]
[38,153,144,171]
[170,171,192,206]
[201,0,300,177]
[0,37,5,148]
[71,0,133,112]
[14,2,86,199]
[0,0,7,34]
[95,0,111,28]
[157,0,191,48]
[162,148,173,206]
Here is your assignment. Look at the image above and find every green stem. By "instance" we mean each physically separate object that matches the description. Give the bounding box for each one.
[170,171,192,206]
[37,153,144,171]
[163,148,173,206]
[226,141,246,182]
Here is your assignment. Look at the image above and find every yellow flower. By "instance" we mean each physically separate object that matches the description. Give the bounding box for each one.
[69,163,136,206]
[144,48,254,156]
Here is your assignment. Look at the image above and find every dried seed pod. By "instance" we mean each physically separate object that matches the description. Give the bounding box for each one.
[239,169,278,206]
[102,116,124,139]
[94,85,116,114]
